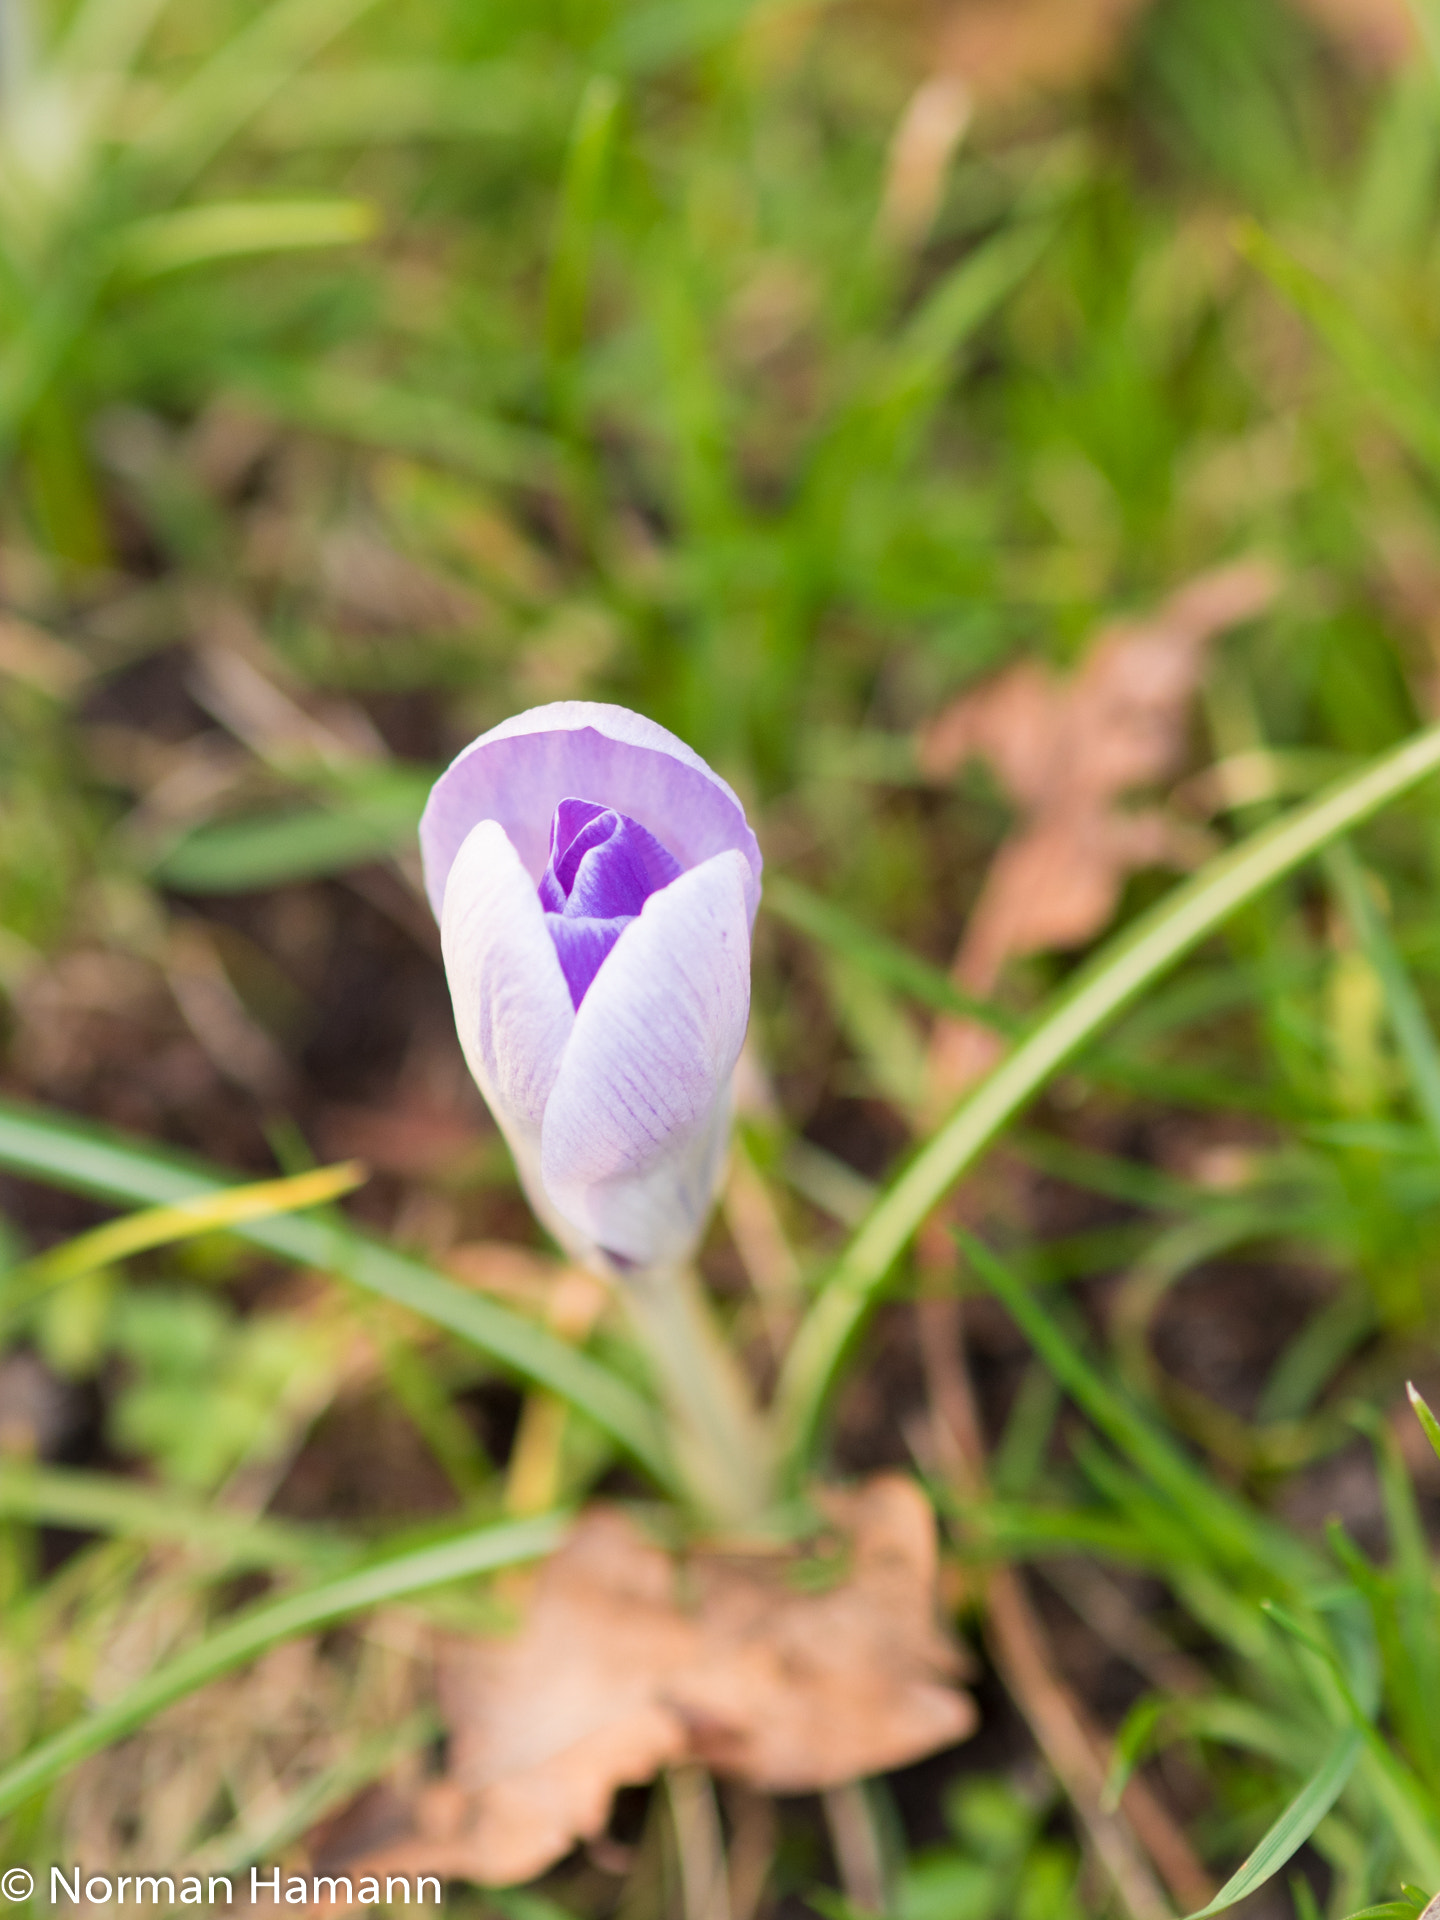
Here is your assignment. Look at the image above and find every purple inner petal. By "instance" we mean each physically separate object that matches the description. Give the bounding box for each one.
[539,797,682,1007]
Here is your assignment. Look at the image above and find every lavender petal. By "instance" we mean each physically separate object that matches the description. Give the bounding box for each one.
[420,702,762,921]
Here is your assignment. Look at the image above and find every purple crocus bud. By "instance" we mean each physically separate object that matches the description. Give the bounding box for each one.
[420,703,762,1274]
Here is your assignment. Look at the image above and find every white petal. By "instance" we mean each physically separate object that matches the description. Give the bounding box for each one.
[441,818,574,1171]
[539,850,752,1269]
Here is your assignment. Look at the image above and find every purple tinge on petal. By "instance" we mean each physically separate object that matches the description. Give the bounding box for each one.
[419,703,762,926]
[539,797,682,1007]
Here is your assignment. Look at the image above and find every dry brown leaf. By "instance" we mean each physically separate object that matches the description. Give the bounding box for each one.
[0,1351,77,1457]
[186,398,279,499]
[309,1476,973,1894]
[9,948,172,1093]
[925,0,1414,114]
[1287,0,1415,66]
[0,612,89,695]
[878,75,973,248]
[921,560,1277,1101]
[947,805,1206,994]
[936,0,1152,104]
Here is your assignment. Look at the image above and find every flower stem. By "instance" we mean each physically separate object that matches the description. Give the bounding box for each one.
[617,1263,774,1529]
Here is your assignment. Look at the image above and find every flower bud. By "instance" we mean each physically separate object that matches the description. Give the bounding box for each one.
[421,703,761,1274]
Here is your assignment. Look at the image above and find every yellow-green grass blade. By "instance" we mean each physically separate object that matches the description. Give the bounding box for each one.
[7,1158,364,1292]
[1260,1605,1440,1883]
[0,1101,674,1490]
[116,198,377,279]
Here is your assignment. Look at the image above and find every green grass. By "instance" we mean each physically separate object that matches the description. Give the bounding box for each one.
[10,0,1440,1915]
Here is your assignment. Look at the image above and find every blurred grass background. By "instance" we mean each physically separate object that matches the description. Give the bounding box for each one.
[12,0,1440,1915]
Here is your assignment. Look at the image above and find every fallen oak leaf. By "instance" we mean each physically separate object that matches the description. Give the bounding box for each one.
[920,561,1279,803]
[944,803,1214,996]
[1287,0,1416,67]
[923,0,1414,121]
[921,559,1278,1103]
[935,0,1153,105]
[0,612,90,697]
[877,74,973,251]
[304,1476,974,1896]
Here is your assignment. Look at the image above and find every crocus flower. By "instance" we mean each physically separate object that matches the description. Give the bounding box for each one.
[420,702,762,1274]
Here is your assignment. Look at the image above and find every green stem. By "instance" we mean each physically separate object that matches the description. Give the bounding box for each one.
[618,1264,774,1530]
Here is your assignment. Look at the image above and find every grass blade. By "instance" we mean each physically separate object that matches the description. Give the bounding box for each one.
[149,779,430,891]
[962,1233,1314,1583]
[1409,0,1440,79]
[0,1157,366,1335]
[546,74,622,379]
[763,875,1016,1030]
[55,0,171,76]
[133,0,387,187]
[116,197,377,279]
[1182,1730,1362,1919]
[805,218,1055,520]
[0,1510,569,1817]
[1240,224,1440,481]
[206,1709,439,1873]
[250,61,562,147]
[0,1461,351,1572]
[1291,1873,1323,1920]
[1263,1599,1440,1884]
[1326,842,1440,1157]
[1407,1382,1440,1465]
[228,359,555,487]
[13,1159,365,1287]
[0,1100,674,1489]
[774,721,1440,1472]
